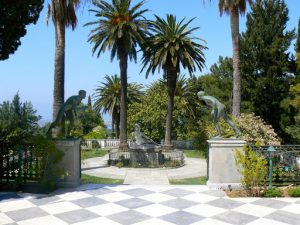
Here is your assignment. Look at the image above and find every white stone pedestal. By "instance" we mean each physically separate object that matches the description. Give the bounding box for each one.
[55,138,81,188]
[207,139,246,189]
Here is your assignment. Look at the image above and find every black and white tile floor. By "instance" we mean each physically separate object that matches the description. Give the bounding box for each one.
[1,184,300,225]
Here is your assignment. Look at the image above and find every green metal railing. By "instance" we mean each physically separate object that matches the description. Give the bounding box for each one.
[251,145,300,186]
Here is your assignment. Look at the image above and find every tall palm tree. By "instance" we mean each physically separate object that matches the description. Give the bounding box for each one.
[217,0,253,116]
[46,0,83,136]
[93,74,143,138]
[141,14,207,150]
[86,0,148,151]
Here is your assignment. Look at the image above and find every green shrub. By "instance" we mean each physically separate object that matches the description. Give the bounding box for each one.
[264,188,283,197]
[207,113,280,145]
[235,145,268,196]
[288,186,300,197]
[83,126,106,140]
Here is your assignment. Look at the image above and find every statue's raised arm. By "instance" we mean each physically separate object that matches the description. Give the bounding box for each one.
[197,91,241,138]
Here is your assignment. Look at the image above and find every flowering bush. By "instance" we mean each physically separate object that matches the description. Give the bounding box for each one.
[206,113,280,145]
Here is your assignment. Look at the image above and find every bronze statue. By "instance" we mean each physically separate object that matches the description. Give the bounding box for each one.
[47,90,87,137]
[197,91,241,138]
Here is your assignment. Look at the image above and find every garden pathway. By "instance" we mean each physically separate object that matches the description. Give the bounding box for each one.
[81,155,207,185]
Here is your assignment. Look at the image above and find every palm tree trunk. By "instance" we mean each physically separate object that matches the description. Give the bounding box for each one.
[164,67,177,151]
[52,20,65,137]
[111,110,115,138]
[118,50,129,151]
[116,112,120,139]
[231,7,241,117]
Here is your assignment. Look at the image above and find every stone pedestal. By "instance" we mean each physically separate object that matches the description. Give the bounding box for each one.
[207,139,246,189]
[55,138,81,188]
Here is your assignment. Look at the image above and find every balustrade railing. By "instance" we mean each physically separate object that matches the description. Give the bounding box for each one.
[0,142,40,183]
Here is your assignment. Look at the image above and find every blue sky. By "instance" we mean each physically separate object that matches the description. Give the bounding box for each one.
[0,0,299,125]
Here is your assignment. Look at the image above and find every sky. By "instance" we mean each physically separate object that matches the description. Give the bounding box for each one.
[0,0,299,125]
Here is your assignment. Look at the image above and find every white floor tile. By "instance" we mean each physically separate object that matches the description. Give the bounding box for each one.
[40,201,81,214]
[246,218,290,225]
[72,217,122,225]
[131,218,176,225]
[182,193,219,203]
[97,192,133,202]
[139,193,176,203]
[86,203,128,216]
[183,204,227,217]
[0,199,35,212]
[191,218,233,225]
[135,204,178,217]
[17,215,68,225]
[232,203,277,217]
[0,212,14,224]
[280,203,300,214]
[58,191,92,201]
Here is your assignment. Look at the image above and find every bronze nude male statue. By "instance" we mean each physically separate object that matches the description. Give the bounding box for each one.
[197,91,241,138]
[47,90,87,137]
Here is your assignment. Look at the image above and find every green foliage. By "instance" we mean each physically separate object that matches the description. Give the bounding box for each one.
[296,17,300,74]
[0,93,41,143]
[235,146,268,196]
[0,0,43,60]
[81,149,109,160]
[288,186,300,197]
[184,150,206,159]
[93,74,143,138]
[29,135,64,187]
[240,0,296,139]
[83,126,107,140]
[81,174,123,184]
[284,83,300,143]
[264,188,283,197]
[169,176,207,185]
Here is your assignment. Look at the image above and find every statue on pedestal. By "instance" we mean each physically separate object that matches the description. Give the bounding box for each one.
[197,91,241,138]
[47,90,87,137]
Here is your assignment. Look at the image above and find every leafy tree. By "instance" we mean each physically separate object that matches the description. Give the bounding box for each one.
[214,0,253,116]
[284,84,300,143]
[46,0,85,137]
[198,56,233,109]
[0,0,43,60]
[0,93,41,142]
[93,74,143,138]
[86,0,148,150]
[240,0,296,138]
[296,17,300,74]
[141,14,207,150]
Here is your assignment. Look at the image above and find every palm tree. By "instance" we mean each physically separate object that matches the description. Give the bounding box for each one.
[86,0,148,151]
[141,14,207,150]
[46,0,83,136]
[217,0,253,116]
[93,74,143,138]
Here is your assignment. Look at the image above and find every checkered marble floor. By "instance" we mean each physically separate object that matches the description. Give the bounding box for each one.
[1,184,300,225]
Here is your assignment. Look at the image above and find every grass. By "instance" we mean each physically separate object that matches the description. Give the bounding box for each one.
[184,150,206,158]
[81,149,109,160]
[81,173,123,184]
[169,176,207,185]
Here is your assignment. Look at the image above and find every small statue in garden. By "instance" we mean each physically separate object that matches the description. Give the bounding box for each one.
[197,91,241,138]
[133,124,157,145]
[47,90,87,137]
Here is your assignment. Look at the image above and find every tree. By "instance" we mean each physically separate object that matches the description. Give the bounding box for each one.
[93,74,143,138]
[0,93,41,143]
[0,0,43,60]
[141,14,207,150]
[86,0,148,150]
[296,17,300,74]
[46,0,84,137]
[216,0,252,116]
[240,0,296,138]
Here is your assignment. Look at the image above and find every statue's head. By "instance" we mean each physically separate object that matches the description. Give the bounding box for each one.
[197,91,205,98]
[79,90,86,99]
[135,124,140,131]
